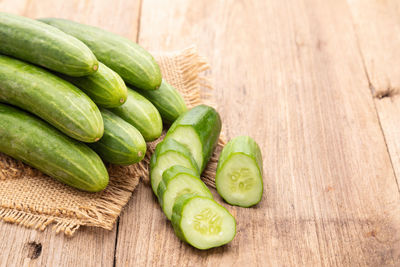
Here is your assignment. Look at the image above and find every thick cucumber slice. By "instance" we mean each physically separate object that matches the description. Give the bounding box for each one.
[216,136,263,207]
[150,139,199,196]
[165,105,221,172]
[109,88,163,141]
[157,165,213,220]
[135,80,187,124]
[171,194,236,250]
[89,109,146,165]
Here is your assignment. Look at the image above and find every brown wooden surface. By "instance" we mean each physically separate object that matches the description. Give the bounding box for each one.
[1,0,400,266]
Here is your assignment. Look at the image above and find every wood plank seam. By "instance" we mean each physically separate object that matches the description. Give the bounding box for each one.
[113,1,143,264]
[346,3,400,195]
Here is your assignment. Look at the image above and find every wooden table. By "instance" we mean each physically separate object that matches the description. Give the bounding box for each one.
[1,0,400,266]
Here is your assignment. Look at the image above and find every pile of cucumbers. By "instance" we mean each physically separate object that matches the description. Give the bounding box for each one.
[0,13,263,250]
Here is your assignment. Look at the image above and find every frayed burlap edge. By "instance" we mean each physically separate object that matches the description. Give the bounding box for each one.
[0,46,225,236]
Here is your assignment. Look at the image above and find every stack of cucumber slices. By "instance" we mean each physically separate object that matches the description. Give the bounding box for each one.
[0,12,263,250]
[150,105,263,250]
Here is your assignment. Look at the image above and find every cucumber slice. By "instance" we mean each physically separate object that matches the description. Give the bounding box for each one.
[171,194,236,250]
[216,136,263,207]
[157,165,213,220]
[150,139,199,196]
[165,105,221,172]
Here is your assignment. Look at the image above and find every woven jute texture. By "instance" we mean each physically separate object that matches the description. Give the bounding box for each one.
[0,47,224,236]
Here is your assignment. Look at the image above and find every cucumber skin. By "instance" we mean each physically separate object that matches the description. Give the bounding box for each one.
[89,109,146,165]
[171,194,236,250]
[135,80,187,124]
[61,62,128,108]
[171,193,199,244]
[0,13,98,77]
[150,139,199,194]
[166,105,222,172]
[109,88,163,142]
[0,104,109,192]
[40,18,161,90]
[157,165,212,212]
[0,55,104,143]
[216,136,263,207]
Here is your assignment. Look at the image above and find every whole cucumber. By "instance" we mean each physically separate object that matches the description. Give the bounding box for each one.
[40,18,161,90]
[60,62,128,108]
[0,12,98,76]
[109,88,163,142]
[0,55,104,143]
[0,104,108,192]
[89,109,146,165]
[135,80,187,124]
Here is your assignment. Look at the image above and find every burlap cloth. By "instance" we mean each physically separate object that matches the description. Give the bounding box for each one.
[0,47,224,236]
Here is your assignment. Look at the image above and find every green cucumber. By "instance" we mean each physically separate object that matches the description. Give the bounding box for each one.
[40,18,161,90]
[89,109,146,165]
[0,55,103,143]
[109,88,162,141]
[216,136,263,207]
[150,139,199,196]
[171,194,236,250]
[0,104,108,192]
[165,105,221,172]
[136,80,187,124]
[0,13,98,76]
[157,165,212,220]
[60,62,127,108]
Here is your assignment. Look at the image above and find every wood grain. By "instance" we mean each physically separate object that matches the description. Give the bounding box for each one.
[1,0,400,266]
[115,0,400,266]
[0,0,141,266]
[347,0,400,188]
[0,223,116,267]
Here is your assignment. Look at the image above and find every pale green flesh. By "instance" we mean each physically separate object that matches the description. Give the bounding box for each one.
[162,174,212,220]
[151,152,196,195]
[180,198,236,250]
[167,126,202,171]
[216,154,263,207]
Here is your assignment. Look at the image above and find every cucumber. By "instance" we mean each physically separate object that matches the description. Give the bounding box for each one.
[216,136,263,207]
[157,165,213,220]
[0,55,103,143]
[0,104,108,192]
[150,139,199,196]
[215,136,263,207]
[171,194,236,250]
[89,109,146,165]
[135,80,187,124]
[40,18,161,90]
[109,88,162,141]
[0,13,98,77]
[165,105,221,172]
[60,62,128,108]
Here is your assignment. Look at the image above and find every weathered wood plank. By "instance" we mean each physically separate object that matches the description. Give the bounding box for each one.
[0,0,142,266]
[0,223,116,267]
[115,0,400,266]
[347,0,400,189]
